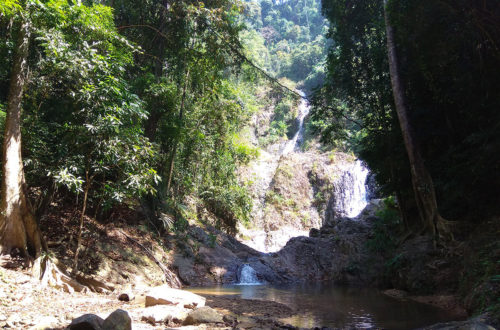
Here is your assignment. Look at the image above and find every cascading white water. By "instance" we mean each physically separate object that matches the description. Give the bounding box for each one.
[282,92,309,155]
[238,89,372,253]
[333,160,369,218]
[237,264,262,285]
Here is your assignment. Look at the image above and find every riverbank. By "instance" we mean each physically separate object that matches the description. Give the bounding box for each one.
[1,195,498,329]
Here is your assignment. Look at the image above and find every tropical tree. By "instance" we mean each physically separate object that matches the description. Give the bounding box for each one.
[383,0,450,241]
[1,0,159,280]
[0,0,44,259]
[315,0,500,240]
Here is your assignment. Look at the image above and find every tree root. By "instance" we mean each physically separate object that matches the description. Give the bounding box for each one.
[118,229,182,288]
[397,231,414,245]
[32,255,114,293]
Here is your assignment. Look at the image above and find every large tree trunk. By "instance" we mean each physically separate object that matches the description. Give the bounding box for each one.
[0,14,44,258]
[383,1,452,242]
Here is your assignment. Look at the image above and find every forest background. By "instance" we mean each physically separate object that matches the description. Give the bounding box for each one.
[0,1,498,314]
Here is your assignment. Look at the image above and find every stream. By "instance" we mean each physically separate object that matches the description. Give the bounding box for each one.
[220,93,458,329]
[189,283,458,329]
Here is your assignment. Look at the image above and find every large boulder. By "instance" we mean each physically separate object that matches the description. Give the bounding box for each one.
[68,314,104,330]
[102,309,131,330]
[183,306,223,325]
[145,285,206,309]
[140,305,190,325]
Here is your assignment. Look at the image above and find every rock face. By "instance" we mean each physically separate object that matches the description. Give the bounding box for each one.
[238,150,370,253]
[171,199,387,287]
[183,307,224,325]
[145,285,206,308]
[257,215,385,285]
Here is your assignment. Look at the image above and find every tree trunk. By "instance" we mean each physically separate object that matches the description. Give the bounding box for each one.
[73,174,91,273]
[0,14,44,258]
[166,68,190,193]
[383,0,451,242]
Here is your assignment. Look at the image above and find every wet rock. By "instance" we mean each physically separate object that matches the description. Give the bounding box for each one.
[140,305,190,324]
[183,306,224,325]
[102,309,131,330]
[68,314,104,330]
[145,285,206,308]
[383,289,409,300]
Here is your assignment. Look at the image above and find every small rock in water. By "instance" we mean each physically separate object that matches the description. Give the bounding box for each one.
[68,314,104,330]
[183,306,223,325]
[102,309,131,330]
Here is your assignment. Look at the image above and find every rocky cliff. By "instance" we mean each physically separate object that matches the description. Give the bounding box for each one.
[238,148,370,253]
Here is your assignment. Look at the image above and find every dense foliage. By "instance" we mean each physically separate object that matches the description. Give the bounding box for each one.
[313,0,500,228]
[243,0,328,91]
[0,0,261,242]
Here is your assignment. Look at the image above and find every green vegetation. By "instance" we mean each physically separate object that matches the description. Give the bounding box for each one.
[242,0,328,146]
[0,0,264,262]
[0,2,498,321]
[366,197,400,254]
[244,0,328,91]
[312,0,500,237]
[0,0,331,263]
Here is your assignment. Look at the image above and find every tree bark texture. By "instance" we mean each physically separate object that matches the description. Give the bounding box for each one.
[0,15,44,258]
[383,1,451,241]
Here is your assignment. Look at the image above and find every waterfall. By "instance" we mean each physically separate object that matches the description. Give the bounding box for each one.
[282,92,309,155]
[333,160,369,218]
[237,264,262,285]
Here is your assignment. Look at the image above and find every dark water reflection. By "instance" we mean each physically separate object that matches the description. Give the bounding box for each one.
[188,283,460,329]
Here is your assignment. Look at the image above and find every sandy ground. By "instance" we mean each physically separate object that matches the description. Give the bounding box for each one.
[0,265,298,329]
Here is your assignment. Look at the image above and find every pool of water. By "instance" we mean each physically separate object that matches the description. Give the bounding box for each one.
[188,283,460,329]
